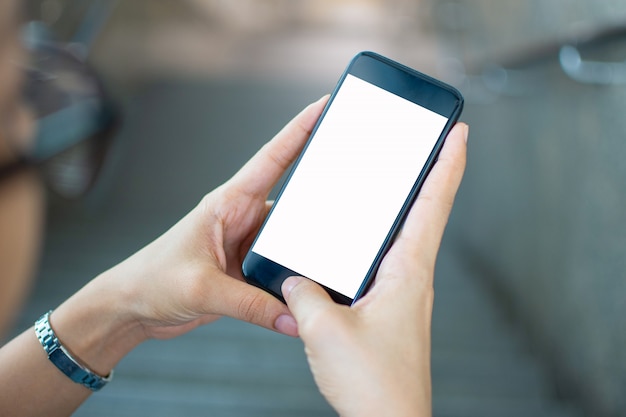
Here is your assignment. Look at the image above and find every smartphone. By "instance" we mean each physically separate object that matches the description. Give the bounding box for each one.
[242,51,464,305]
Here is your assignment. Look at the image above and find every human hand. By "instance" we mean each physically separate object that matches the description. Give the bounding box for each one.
[49,97,328,377]
[115,95,330,339]
[281,123,468,417]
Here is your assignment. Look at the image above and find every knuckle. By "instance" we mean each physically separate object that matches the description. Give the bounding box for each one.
[236,291,270,324]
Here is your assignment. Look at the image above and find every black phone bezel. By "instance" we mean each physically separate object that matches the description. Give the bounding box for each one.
[242,51,464,305]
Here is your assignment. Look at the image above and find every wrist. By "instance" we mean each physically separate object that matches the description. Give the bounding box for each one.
[50,269,148,377]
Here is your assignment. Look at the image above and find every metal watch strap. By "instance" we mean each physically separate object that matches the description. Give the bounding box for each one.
[34,311,113,391]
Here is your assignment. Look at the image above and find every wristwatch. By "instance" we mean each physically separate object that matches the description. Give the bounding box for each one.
[35,311,113,391]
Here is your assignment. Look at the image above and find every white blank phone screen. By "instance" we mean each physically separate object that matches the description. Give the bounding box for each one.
[252,74,449,299]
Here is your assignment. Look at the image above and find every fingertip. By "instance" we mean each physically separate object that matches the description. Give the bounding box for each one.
[448,122,469,144]
[310,94,329,107]
[438,122,468,171]
[274,314,299,337]
[458,122,469,144]
[281,276,336,324]
[298,96,329,132]
[281,276,306,302]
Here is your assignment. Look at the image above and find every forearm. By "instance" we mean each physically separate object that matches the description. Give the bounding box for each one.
[0,327,90,417]
[0,171,44,340]
[0,270,147,417]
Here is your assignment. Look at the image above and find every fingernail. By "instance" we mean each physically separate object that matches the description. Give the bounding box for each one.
[463,124,469,143]
[275,314,298,337]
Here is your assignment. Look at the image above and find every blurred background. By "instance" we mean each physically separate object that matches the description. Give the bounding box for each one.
[14,0,626,416]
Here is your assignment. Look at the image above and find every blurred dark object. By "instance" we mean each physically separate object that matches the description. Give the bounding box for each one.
[17,22,117,198]
[13,0,119,198]
[23,0,115,47]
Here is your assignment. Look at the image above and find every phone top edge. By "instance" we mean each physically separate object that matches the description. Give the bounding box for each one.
[354,51,464,101]
[347,51,464,118]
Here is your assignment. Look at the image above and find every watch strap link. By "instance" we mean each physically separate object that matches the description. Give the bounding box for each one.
[35,311,113,391]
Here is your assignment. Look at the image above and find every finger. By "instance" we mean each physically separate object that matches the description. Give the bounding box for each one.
[388,123,468,272]
[282,276,337,332]
[230,95,329,198]
[206,271,299,337]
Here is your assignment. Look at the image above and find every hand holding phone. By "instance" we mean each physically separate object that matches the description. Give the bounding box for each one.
[280,122,468,417]
[243,52,464,304]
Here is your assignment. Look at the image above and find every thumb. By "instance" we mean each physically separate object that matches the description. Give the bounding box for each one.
[282,276,336,328]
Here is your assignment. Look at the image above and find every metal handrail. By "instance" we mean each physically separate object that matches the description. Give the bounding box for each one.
[559,44,626,85]
[452,22,626,102]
